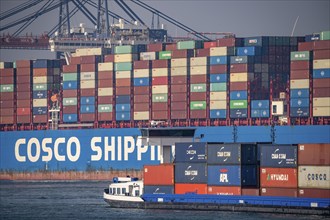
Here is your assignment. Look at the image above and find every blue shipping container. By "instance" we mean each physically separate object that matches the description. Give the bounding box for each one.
[305,34,320,42]
[251,109,270,118]
[32,107,47,115]
[210,109,227,119]
[251,100,269,109]
[241,144,257,165]
[134,77,150,87]
[260,145,297,168]
[236,47,261,56]
[209,56,228,65]
[175,163,207,183]
[63,81,78,90]
[230,56,254,64]
[241,165,259,187]
[33,59,53,69]
[210,74,227,83]
[313,69,330,79]
[144,185,174,195]
[116,95,130,104]
[230,109,247,118]
[80,96,95,105]
[207,165,241,186]
[115,104,131,112]
[230,91,247,100]
[63,114,78,122]
[207,144,241,165]
[290,89,310,98]
[80,105,95,113]
[116,112,131,121]
[290,107,309,117]
[32,91,47,99]
[290,98,309,108]
[174,142,207,163]
[244,36,269,47]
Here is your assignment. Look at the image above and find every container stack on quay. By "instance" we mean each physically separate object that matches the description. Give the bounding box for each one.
[0,62,15,124]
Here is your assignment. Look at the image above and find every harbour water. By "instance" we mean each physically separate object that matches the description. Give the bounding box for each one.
[0,181,325,220]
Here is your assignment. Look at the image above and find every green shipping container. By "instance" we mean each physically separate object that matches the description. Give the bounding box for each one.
[320,31,330,40]
[177,40,203,50]
[291,51,310,61]
[114,45,135,54]
[210,83,226,92]
[62,73,77,81]
[114,62,132,71]
[33,84,48,91]
[152,94,168,102]
[0,84,14,92]
[63,97,77,106]
[98,104,113,112]
[159,51,172,60]
[191,84,206,92]
[190,101,206,110]
[230,100,248,109]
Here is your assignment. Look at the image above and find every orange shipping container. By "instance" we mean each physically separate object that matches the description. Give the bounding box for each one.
[261,188,297,197]
[207,186,241,195]
[175,183,207,195]
[143,164,174,186]
[298,144,330,165]
[298,188,330,199]
[260,168,297,188]
[241,188,260,196]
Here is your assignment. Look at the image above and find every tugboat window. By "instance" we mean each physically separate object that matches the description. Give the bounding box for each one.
[135,190,139,196]
[122,188,126,194]
[109,188,112,194]
[117,188,120,195]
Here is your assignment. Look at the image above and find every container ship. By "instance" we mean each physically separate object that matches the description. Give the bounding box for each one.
[0,28,329,213]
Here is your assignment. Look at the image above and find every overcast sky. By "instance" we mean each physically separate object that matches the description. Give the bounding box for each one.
[0,0,329,62]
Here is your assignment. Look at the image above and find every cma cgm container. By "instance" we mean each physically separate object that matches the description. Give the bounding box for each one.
[174,142,207,163]
[260,145,297,167]
[175,163,207,183]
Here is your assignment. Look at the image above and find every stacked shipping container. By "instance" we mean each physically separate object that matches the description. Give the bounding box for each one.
[0,62,15,124]
[143,164,174,194]
[97,62,114,121]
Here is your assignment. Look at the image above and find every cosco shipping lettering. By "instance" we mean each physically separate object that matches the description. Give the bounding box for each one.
[1,30,330,215]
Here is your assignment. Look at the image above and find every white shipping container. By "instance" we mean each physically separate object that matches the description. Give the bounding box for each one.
[114,54,138,63]
[33,98,47,107]
[134,69,150,78]
[313,59,330,69]
[290,79,310,89]
[230,72,248,82]
[80,80,95,89]
[210,92,227,101]
[152,85,168,94]
[210,100,227,109]
[76,47,103,56]
[98,62,113,71]
[298,166,330,189]
[313,97,330,107]
[140,52,156,61]
[98,87,113,96]
[115,71,131,79]
[80,72,96,80]
[171,58,188,67]
[134,111,149,120]
[190,57,208,66]
[152,68,169,77]
[313,107,330,117]
[210,47,235,56]
[33,76,50,84]
[171,67,187,76]
[190,66,207,75]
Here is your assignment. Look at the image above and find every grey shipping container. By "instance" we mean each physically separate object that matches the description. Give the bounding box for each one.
[175,163,207,183]
[143,185,174,194]
[260,145,297,168]
[207,144,241,165]
[175,142,207,163]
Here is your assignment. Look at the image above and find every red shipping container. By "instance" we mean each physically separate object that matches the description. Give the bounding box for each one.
[171,102,187,111]
[98,96,113,104]
[298,144,330,165]
[70,56,81,65]
[63,65,79,73]
[190,92,207,101]
[241,188,260,196]
[190,75,207,84]
[16,92,31,100]
[0,100,14,108]
[63,106,78,114]
[17,115,31,123]
[0,68,14,76]
[98,79,113,88]
[152,76,168,85]
[217,38,242,47]
[230,64,251,73]
[98,71,113,80]
[260,168,298,188]
[116,87,131,95]
[134,60,151,69]
[143,164,174,185]
[0,92,14,101]
[147,43,164,52]
[134,103,150,111]
[171,93,187,102]
[0,116,14,124]
[80,88,96,96]
[62,90,78,97]
[209,65,228,74]
[16,75,31,84]
[33,115,48,123]
[116,78,131,87]
[313,78,330,88]
[204,41,217,49]
[313,88,330,97]
[190,110,206,119]
[33,68,52,76]
[152,60,170,68]
[207,186,241,195]
[171,49,194,59]
[152,111,167,120]
[134,86,149,95]
[16,60,32,68]
[165,43,177,51]
[134,94,149,103]
[260,188,297,197]
[171,110,187,119]
[80,63,97,72]
[152,103,167,111]
[313,49,330,60]
[16,100,30,108]
[171,76,187,85]
[17,107,30,116]
[98,112,113,121]
[298,188,330,199]
[298,42,314,51]
[314,40,330,50]
[80,55,100,64]
[196,48,210,57]
[230,82,248,91]
[290,61,310,70]
[175,183,207,195]
[1,108,14,116]
[290,70,310,80]
[171,84,187,93]
[0,76,14,84]
[104,55,114,62]
[80,113,95,122]
[16,83,31,92]
[16,67,32,76]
